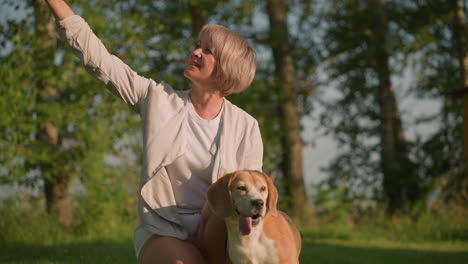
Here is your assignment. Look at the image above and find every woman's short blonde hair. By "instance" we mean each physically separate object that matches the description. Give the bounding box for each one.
[199,24,256,96]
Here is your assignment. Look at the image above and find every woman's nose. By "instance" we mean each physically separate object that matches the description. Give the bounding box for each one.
[192,48,202,58]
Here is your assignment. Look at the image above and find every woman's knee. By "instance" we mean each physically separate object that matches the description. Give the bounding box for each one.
[139,235,205,264]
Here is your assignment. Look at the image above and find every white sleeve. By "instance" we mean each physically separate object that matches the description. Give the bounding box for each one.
[245,120,264,171]
[57,15,152,113]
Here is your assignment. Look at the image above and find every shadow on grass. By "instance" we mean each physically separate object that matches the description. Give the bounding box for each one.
[300,240,468,264]
[0,240,136,264]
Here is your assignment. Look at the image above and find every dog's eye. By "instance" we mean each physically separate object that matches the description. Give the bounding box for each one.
[260,186,266,192]
[237,186,247,192]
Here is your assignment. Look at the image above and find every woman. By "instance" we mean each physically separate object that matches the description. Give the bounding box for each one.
[44,0,263,263]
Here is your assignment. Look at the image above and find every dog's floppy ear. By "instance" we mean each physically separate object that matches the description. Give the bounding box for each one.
[262,172,278,217]
[207,172,236,218]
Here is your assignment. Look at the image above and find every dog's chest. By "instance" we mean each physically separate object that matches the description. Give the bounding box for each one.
[227,229,279,264]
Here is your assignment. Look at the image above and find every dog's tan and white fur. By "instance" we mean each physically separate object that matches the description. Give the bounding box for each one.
[197,170,301,264]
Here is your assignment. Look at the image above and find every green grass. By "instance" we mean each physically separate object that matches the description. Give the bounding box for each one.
[1,233,467,264]
[0,240,135,264]
[1,199,467,264]
[300,238,468,264]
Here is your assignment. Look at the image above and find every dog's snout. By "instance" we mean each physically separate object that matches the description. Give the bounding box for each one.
[251,199,264,209]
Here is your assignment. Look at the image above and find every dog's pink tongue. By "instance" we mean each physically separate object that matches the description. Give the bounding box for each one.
[239,216,252,236]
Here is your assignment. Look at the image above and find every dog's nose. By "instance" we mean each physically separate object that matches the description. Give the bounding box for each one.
[251,199,264,209]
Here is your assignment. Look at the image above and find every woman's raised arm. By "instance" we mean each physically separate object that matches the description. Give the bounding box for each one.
[44,0,75,20]
[42,0,152,113]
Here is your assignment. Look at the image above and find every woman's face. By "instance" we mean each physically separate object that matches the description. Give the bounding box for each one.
[184,38,217,87]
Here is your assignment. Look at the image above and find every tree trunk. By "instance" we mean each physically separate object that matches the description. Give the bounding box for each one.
[188,0,206,39]
[266,0,311,218]
[33,0,72,228]
[371,0,416,214]
[453,0,468,201]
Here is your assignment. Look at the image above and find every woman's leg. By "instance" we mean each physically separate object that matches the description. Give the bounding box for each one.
[138,235,206,264]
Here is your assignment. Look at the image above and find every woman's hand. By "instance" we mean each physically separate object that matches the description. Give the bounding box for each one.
[44,0,75,20]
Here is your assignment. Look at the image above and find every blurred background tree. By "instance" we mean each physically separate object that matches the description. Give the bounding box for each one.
[315,0,467,214]
[265,0,313,218]
[316,0,419,214]
[405,0,468,202]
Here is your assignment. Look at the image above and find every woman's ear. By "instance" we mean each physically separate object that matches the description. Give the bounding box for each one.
[262,172,278,217]
[207,172,236,218]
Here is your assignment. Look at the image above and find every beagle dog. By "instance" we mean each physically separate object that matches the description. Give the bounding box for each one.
[197,170,301,264]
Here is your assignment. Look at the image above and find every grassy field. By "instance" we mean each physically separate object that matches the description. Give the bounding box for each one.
[300,236,468,264]
[1,233,467,263]
[1,200,467,263]
[0,239,135,264]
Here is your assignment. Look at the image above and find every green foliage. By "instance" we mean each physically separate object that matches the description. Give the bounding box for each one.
[314,0,465,206]
[313,184,354,226]
[315,0,392,199]
[304,200,468,244]
[0,198,134,245]
[0,196,136,263]
[397,0,465,200]
[362,204,468,242]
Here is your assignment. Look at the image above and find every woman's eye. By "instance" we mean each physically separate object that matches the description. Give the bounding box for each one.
[202,48,212,54]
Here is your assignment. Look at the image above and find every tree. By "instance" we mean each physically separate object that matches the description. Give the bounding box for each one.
[318,0,420,213]
[0,0,149,226]
[33,0,72,227]
[266,0,312,217]
[370,0,418,213]
[452,0,468,201]
[396,0,466,202]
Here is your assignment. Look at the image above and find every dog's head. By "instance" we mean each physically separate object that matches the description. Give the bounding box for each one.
[207,170,278,235]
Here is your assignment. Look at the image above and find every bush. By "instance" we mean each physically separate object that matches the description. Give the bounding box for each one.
[0,194,137,245]
[304,198,468,243]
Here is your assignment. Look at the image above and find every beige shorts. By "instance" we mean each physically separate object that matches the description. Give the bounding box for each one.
[135,211,201,258]
[178,212,202,241]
